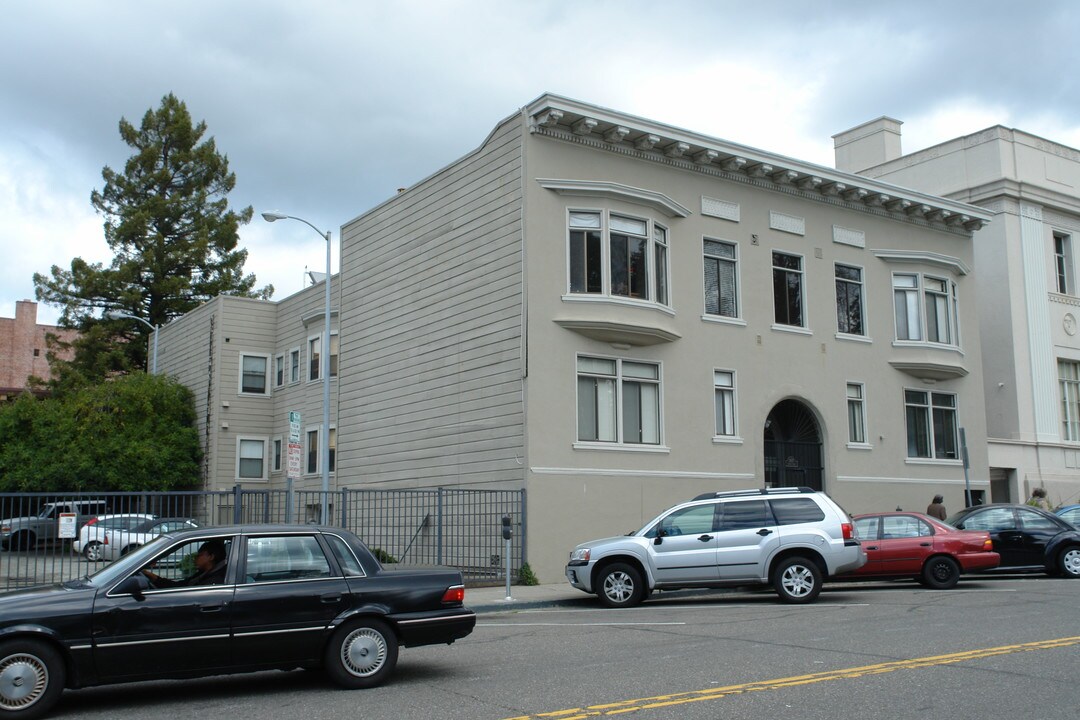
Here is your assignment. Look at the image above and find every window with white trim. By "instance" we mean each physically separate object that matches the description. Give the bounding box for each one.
[704,239,738,318]
[239,354,270,395]
[905,390,958,459]
[568,211,669,305]
[714,370,736,437]
[893,273,959,345]
[772,252,804,327]
[272,437,283,473]
[835,264,865,336]
[289,348,300,384]
[577,356,661,445]
[1054,233,1072,294]
[1059,360,1080,442]
[847,383,866,444]
[329,333,340,377]
[308,336,321,381]
[305,426,337,474]
[237,438,266,479]
[274,354,285,388]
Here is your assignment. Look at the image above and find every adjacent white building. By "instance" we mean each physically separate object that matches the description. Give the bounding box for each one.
[835,118,1080,509]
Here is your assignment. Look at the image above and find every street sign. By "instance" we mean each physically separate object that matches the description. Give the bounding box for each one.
[288,411,302,479]
[58,513,77,539]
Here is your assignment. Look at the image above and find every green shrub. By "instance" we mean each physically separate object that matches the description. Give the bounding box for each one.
[517,562,539,586]
[371,547,398,564]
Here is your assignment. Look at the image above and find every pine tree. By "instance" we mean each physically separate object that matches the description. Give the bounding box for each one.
[34,93,272,379]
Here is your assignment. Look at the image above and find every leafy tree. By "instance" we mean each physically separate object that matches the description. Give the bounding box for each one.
[34,93,272,379]
[0,374,201,492]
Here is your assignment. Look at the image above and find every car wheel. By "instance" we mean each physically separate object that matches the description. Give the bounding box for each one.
[773,556,822,604]
[595,563,645,608]
[119,545,139,557]
[324,619,399,689]
[1058,546,1080,578]
[921,556,960,589]
[10,533,35,552]
[0,639,66,720]
[83,542,104,562]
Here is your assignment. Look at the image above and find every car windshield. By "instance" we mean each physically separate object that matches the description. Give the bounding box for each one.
[85,534,173,586]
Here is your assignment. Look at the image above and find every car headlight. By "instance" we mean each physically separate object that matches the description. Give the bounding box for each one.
[0,526,10,535]
[569,548,591,563]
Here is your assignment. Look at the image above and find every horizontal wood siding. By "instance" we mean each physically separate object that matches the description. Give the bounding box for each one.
[338,116,525,490]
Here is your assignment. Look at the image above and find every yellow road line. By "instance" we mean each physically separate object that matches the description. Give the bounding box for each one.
[502,636,1080,720]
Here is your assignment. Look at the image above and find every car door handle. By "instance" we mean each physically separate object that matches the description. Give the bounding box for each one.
[321,593,342,604]
[865,545,878,550]
[199,605,224,613]
[919,542,931,547]
[757,529,773,536]
[698,535,713,542]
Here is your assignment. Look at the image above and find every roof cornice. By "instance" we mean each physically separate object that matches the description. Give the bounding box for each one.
[525,94,992,235]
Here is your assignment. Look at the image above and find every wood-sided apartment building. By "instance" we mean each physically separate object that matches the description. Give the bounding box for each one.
[157,95,993,580]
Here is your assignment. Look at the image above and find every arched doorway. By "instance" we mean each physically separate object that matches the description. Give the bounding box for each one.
[764,399,824,491]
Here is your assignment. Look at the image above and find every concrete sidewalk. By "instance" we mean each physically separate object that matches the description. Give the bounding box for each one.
[465,582,589,613]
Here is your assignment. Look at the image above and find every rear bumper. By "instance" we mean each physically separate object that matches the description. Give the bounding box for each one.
[391,607,476,647]
[958,552,1000,572]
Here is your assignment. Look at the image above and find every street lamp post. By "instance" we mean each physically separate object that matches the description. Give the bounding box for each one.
[105,310,159,374]
[262,211,333,526]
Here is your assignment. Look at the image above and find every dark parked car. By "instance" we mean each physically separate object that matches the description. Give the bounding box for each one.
[1055,504,1080,528]
[849,512,999,589]
[946,504,1080,578]
[0,525,475,719]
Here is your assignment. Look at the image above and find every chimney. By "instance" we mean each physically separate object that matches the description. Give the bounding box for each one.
[832,117,903,173]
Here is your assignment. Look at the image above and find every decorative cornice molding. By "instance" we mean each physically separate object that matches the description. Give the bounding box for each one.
[525,94,992,237]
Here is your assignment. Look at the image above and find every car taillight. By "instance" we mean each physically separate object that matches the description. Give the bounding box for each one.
[85,517,99,526]
[983,538,993,551]
[841,522,854,540]
[103,535,108,545]
[441,585,465,604]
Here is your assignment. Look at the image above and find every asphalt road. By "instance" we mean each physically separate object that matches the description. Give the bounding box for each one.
[45,575,1080,720]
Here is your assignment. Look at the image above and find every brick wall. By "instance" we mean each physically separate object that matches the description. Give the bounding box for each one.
[0,301,79,396]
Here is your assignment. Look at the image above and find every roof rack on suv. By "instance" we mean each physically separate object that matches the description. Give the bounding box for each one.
[692,487,816,501]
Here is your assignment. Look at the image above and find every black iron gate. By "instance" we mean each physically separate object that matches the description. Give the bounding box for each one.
[764,440,823,491]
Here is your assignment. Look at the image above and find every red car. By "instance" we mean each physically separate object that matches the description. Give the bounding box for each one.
[850,512,999,589]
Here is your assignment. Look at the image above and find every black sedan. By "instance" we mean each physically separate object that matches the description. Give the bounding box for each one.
[0,525,475,719]
[946,503,1080,578]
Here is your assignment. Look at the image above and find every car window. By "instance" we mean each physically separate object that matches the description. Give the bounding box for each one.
[959,507,1015,532]
[1061,508,1080,526]
[657,504,717,536]
[882,515,929,539]
[719,500,769,531]
[854,517,880,540]
[325,533,365,576]
[140,536,233,588]
[1017,509,1060,532]
[244,535,333,583]
[770,498,825,525]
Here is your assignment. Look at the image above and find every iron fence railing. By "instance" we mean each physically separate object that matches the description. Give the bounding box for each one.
[0,487,525,591]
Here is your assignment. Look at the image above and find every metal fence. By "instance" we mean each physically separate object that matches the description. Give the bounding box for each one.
[0,487,525,591]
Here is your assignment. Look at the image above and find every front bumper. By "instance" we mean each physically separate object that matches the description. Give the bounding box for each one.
[565,563,594,593]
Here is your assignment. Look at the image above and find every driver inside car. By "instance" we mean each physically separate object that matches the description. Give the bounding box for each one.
[142,539,228,588]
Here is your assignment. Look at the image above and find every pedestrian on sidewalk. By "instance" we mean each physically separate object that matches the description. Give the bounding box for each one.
[926,495,947,521]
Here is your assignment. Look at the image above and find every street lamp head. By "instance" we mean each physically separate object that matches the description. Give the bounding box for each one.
[262,211,288,222]
[104,309,130,320]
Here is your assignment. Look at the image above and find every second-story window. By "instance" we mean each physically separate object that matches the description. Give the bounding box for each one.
[1055,233,1072,294]
[772,251,804,327]
[240,354,269,395]
[568,211,669,306]
[704,239,738,319]
[893,273,959,346]
[835,264,865,336]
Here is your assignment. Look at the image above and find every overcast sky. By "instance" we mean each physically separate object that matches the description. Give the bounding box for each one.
[3,0,1079,325]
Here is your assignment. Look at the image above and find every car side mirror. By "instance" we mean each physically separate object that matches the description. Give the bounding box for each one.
[653,536,663,545]
[115,574,150,601]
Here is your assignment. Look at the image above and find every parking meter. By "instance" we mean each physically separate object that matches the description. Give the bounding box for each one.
[502,515,513,600]
[501,515,512,540]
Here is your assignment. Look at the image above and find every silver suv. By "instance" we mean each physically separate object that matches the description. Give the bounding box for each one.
[565,487,865,607]
[0,500,109,550]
